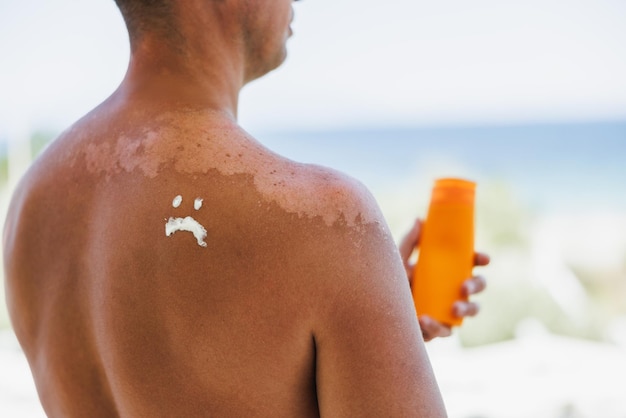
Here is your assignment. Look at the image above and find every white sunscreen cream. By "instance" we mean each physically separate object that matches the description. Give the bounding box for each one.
[165,217,207,247]
[165,195,208,247]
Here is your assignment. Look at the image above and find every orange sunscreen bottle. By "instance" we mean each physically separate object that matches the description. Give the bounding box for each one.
[411,178,476,327]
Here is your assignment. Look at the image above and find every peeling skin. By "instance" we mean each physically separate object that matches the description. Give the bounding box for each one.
[80,109,380,228]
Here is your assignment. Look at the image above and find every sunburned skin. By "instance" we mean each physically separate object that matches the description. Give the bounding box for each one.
[76,109,381,229]
[165,195,208,247]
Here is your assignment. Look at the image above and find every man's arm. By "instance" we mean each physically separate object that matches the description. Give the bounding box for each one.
[309,182,447,417]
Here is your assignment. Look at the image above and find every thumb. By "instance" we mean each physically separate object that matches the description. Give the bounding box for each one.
[399,218,422,263]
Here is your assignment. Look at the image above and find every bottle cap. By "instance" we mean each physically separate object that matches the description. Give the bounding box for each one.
[431,178,476,205]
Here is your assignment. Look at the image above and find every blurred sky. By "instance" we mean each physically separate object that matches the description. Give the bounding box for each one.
[1,0,626,139]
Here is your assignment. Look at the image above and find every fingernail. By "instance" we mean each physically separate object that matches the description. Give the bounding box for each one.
[454,303,467,317]
[420,315,432,327]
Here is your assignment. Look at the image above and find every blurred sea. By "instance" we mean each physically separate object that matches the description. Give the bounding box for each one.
[256,120,626,215]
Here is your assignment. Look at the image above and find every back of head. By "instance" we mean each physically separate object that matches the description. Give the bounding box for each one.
[114,0,181,48]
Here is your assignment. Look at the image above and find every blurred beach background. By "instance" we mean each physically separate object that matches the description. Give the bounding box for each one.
[1,0,626,417]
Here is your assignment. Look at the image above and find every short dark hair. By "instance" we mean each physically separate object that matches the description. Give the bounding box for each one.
[114,0,180,45]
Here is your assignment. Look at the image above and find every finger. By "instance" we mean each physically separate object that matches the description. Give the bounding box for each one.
[419,315,452,342]
[474,252,490,267]
[398,218,423,263]
[462,275,487,296]
[453,301,480,318]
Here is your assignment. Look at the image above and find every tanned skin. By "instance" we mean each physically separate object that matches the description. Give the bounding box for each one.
[3,0,487,416]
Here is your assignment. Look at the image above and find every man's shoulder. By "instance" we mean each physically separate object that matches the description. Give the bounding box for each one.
[261,157,400,290]
[261,159,383,229]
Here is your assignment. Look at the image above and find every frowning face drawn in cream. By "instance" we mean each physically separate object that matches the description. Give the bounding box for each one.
[165,195,208,247]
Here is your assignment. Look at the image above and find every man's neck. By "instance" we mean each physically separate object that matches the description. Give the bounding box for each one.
[116,19,247,120]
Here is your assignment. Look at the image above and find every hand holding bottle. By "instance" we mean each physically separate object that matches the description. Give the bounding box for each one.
[399,181,490,342]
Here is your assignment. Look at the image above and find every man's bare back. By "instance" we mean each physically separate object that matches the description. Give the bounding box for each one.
[3,1,447,416]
